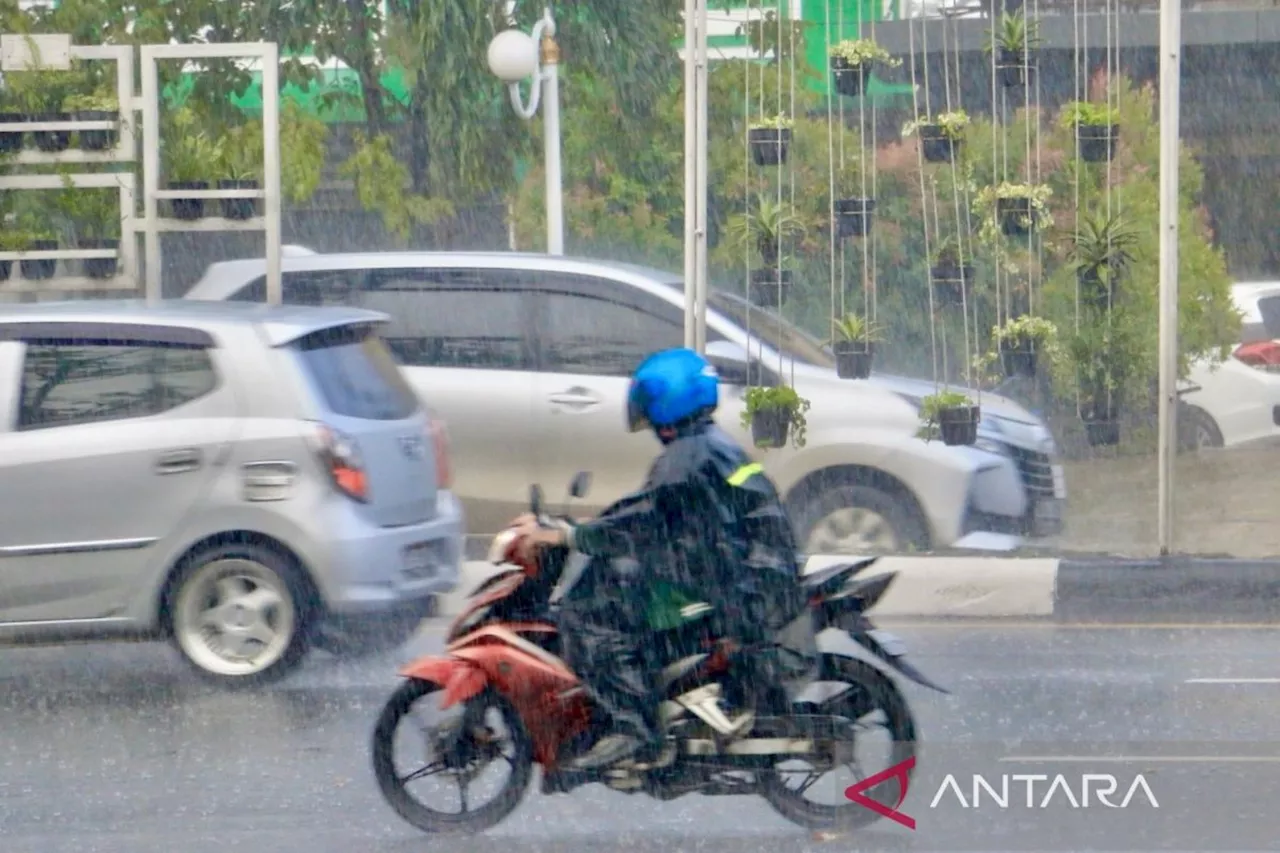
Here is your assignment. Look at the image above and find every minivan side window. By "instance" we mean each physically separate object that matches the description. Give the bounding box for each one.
[228,271,362,306]
[362,269,533,370]
[18,342,217,431]
[538,290,686,377]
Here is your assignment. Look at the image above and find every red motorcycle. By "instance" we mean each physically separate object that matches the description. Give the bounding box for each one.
[372,473,947,835]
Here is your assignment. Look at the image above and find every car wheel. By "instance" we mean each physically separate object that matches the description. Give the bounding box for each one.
[167,542,315,687]
[793,481,930,555]
[1178,405,1224,452]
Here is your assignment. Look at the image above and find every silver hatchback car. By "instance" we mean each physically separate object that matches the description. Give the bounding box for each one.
[0,300,463,686]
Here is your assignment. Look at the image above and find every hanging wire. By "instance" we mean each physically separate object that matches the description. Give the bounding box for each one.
[988,0,1003,328]
[939,9,973,387]
[838,0,847,318]
[1031,0,1045,313]
[825,0,838,342]
[907,10,940,391]
[868,0,880,331]
[743,0,755,368]
[951,12,981,359]
[775,0,785,381]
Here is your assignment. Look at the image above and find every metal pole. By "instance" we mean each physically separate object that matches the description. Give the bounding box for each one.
[540,15,564,256]
[139,47,161,303]
[682,0,697,349]
[693,0,709,354]
[1156,0,1181,554]
[262,42,282,304]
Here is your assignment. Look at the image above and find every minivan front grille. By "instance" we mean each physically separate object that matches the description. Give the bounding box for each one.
[1009,446,1056,498]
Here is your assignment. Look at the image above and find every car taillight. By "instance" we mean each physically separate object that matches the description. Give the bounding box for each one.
[1233,341,1280,373]
[309,422,369,502]
[427,416,453,489]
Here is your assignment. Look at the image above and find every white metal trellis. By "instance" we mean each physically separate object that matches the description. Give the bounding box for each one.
[139,42,281,303]
[0,38,138,294]
[682,0,709,354]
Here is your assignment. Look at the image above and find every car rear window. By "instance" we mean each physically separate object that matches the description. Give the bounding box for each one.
[293,323,420,420]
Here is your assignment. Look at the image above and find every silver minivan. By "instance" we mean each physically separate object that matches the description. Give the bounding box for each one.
[0,300,463,685]
[187,252,1067,556]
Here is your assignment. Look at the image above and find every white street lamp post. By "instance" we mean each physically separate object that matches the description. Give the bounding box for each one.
[487,8,564,255]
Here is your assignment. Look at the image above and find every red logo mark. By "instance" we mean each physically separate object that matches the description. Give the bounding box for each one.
[844,756,916,830]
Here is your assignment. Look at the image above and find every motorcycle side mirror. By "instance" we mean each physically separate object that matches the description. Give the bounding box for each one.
[569,471,592,499]
[529,483,544,516]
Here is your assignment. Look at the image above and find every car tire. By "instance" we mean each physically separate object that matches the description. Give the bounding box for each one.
[166,541,317,688]
[791,480,930,555]
[1178,405,1224,452]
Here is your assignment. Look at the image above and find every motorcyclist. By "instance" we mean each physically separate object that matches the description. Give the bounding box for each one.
[511,347,808,771]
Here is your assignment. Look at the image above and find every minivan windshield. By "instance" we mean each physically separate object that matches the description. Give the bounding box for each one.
[706,291,836,369]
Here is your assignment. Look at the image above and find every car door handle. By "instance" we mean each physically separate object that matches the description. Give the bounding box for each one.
[548,386,603,410]
[155,448,203,475]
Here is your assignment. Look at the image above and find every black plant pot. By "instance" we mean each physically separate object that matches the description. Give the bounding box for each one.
[1077,123,1118,163]
[79,238,119,279]
[996,196,1035,236]
[834,341,874,380]
[835,197,875,238]
[919,125,959,163]
[997,49,1033,88]
[749,127,791,167]
[930,269,972,308]
[938,404,980,447]
[1081,398,1120,447]
[21,239,57,280]
[218,178,260,220]
[999,337,1038,378]
[749,269,793,308]
[830,57,868,97]
[0,112,24,153]
[167,181,209,220]
[75,110,119,151]
[751,408,791,449]
[33,112,72,152]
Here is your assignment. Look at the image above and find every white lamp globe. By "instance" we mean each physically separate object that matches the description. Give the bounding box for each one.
[487,29,539,83]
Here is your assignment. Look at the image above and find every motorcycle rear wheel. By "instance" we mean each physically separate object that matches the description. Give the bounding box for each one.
[372,677,534,834]
[759,655,917,831]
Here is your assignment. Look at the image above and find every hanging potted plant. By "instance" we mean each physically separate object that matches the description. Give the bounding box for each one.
[1060,100,1121,164]
[727,193,805,266]
[987,11,1041,89]
[748,114,793,167]
[1080,378,1121,447]
[920,390,980,447]
[979,181,1052,237]
[992,314,1057,379]
[828,39,901,98]
[835,197,875,239]
[749,265,794,309]
[62,90,120,152]
[929,236,974,307]
[1070,209,1140,309]
[831,312,883,380]
[741,385,810,450]
[902,109,970,164]
[218,122,263,220]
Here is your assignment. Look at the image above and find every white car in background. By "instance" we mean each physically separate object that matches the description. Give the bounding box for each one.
[1181,281,1280,449]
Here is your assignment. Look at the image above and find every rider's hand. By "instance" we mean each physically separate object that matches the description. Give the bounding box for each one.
[514,525,568,563]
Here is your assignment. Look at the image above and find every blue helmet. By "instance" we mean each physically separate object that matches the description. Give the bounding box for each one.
[627,348,720,432]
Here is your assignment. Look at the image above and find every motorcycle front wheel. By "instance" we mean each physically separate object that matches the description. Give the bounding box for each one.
[372,677,534,834]
[759,655,918,831]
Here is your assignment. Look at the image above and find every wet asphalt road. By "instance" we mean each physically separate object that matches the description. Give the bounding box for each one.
[5,622,1280,852]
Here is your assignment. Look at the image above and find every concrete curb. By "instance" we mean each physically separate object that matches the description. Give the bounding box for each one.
[438,554,1280,623]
